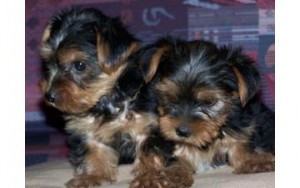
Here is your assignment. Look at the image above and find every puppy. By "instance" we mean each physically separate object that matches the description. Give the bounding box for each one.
[130,36,275,188]
[39,8,158,187]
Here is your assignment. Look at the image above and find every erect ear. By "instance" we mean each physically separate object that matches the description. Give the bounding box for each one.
[220,46,261,107]
[140,46,170,83]
[40,24,53,59]
[96,29,111,73]
[41,24,51,43]
[95,22,139,74]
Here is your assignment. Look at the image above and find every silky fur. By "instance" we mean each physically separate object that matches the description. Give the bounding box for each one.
[131,36,275,188]
[40,8,158,187]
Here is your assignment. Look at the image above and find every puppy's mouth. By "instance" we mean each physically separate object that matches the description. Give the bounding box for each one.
[42,92,91,114]
[160,127,217,151]
[44,91,57,104]
[173,134,213,151]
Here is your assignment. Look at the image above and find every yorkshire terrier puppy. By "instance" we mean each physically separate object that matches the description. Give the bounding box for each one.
[40,8,158,187]
[130,36,275,188]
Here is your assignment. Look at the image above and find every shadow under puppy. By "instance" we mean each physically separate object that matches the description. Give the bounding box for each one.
[39,8,158,187]
[131,37,275,188]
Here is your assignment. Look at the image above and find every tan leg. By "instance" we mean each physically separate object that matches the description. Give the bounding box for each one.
[130,153,194,188]
[228,143,275,174]
[66,142,119,188]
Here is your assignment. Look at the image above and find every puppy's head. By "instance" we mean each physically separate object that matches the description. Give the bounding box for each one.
[141,37,260,148]
[39,8,138,114]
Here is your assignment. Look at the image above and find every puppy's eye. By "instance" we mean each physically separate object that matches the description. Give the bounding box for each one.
[199,99,216,107]
[73,61,86,72]
[166,106,179,116]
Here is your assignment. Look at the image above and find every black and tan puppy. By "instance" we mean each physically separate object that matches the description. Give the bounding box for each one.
[131,37,275,188]
[40,8,158,187]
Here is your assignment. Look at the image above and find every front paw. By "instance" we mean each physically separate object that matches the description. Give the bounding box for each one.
[65,175,107,188]
[130,172,170,188]
[130,170,193,188]
[234,160,275,174]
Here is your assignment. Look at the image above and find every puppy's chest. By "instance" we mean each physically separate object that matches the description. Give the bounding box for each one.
[174,139,231,173]
[65,104,156,144]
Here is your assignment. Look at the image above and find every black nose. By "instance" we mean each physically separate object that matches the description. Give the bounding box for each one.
[45,92,56,103]
[176,126,191,137]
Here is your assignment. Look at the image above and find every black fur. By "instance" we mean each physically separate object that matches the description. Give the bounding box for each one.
[141,36,275,160]
[109,132,136,164]
[41,8,157,187]
[141,128,177,166]
[67,134,88,169]
[48,7,138,69]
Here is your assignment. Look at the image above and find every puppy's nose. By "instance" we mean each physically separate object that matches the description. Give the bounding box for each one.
[45,92,56,103]
[176,126,191,137]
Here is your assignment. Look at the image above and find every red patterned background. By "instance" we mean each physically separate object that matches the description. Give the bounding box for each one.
[25,0,275,166]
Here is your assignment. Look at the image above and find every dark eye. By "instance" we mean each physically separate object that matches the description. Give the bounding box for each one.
[199,99,216,107]
[73,61,86,71]
[166,106,179,116]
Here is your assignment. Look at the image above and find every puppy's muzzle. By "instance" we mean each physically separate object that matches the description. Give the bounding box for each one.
[176,126,191,137]
[45,91,56,103]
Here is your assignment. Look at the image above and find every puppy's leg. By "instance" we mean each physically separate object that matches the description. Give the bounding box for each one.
[131,154,194,188]
[228,143,275,174]
[130,128,194,188]
[66,141,119,188]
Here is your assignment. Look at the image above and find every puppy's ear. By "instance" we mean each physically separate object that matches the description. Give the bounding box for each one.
[40,24,53,59]
[41,24,51,43]
[96,29,111,73]
[140,45,170,83]
[95,18,139,74]
[220,46,261,107]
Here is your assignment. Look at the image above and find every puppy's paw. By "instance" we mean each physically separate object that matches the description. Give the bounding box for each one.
[130,172,170,188]
[65,174,116,188]
[130,170,193,188]
[234,160,275,174]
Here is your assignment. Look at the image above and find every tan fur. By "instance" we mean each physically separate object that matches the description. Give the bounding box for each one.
[174,144,215,173]
[159,116,181,141]
[232,67,248,107]
[145,46,169,83]
[40,24,53,59]
[103,42,139,74]
[40,12,145,188]
[95,112,157,144]
[156,78,180,101]
[118,42,139,66]
[195,89,225,101]
[57,48,88,64]
[159,114,227,149]
[39,79,47,94]
[41,24,51,42]
[66,142,119,188]
[226,140,275,174]
[132,153,166,177]
[191,119,225,146]
[96,30,139,74]
[40,43,52,60]
[66,111,157,145]
[131,151,194,188]
[43,64,125,114]
[64,108,158,187]
[96,32,111,72]
[173,130,274,174]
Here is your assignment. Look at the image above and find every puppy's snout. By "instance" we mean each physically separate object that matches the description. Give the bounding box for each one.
[176,126,191,137]
[45,91,56,103]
